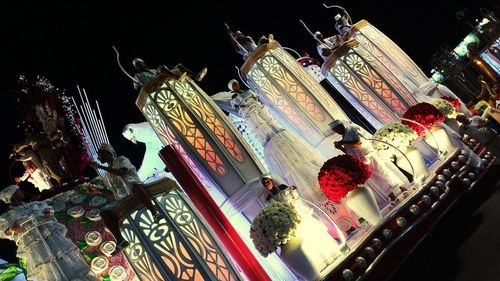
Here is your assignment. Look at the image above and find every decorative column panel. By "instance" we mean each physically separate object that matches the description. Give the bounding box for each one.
[160,146,272,281]
[351,20,429,88]
[240,39,350,153]
[321,40,418,130]
[137,75,296,281]
[136,74,267,213]
[119,179,242,281]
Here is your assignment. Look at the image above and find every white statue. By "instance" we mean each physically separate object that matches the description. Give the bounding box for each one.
[122,122,170,182]
[0,185,97,281]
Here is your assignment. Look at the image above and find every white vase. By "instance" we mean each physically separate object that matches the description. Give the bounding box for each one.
[345,186,382,226]
[279,235,321,281]
[396,146,429,183]
[279,217,343,280]
[424,126,454,155]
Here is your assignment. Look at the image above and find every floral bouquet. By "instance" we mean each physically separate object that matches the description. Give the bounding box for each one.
[401,102,445,137]
[440,96,461,110]
[318,155,372,203]
[431,98,455,117]
[373,122,418,161]
[250,202,302,257]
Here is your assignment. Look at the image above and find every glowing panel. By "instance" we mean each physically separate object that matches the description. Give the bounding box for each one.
[172,81,245,163]
[330,61,398,125]
[354,36,420,102]
[343,51,408,115]
[355,22,428,86]
[248,67,314,136]
[148,86,226,175]
[142,96,220,192]
[122,191,239,281]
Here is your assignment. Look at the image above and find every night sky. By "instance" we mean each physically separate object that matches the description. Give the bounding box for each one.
[0,1,497,260]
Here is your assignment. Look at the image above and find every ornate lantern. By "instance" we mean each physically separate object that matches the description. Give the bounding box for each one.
[351,20,429,91]
[116,179,243,281]
[240,37,350,156]
[136,74,295,280]
[137,74,266,217]
[321,39,419,129]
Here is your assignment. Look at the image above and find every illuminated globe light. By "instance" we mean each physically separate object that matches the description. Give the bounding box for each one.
[240,37,351,157]
[136,74,296,280]
[351,20,429,90]
[321,38,419,130]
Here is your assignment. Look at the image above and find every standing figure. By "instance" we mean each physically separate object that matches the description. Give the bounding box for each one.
[334,8,352,40]
[229,80,358,227]
[132,58,207,90]
[11,148,52,192]
[228,29,257,59]
[89,143,162,254]
[331,120,408,202]
[0,185,97,281]
[456,114,500,158]
[314,31,342,61]
[132,58,157,90]
[13,133,66,184]
[227,28,270,59]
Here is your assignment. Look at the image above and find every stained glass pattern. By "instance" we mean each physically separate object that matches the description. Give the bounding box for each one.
[122,191,239,281]
[272,48,349,121]
[148,87,226,175]
[354,43,418,105]
[360,24,428,85]
[142,97,219,189]
[331,61,399,124]
[248,67,313,136]
[172,81,245,163]
[122,215,166,281]
[257,55,325,122]
[343,51,408,115]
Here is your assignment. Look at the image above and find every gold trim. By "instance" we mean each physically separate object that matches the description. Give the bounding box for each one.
[351,20,370,33]
[113,178,178,222]
[240,39,280,76]
[321,39,360,75]
[136,74,192,108]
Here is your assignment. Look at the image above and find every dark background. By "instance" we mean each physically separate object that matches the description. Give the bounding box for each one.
[0,0,498,263]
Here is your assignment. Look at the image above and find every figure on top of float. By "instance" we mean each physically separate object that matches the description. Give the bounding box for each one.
[132,58,207,90]
[226,25,270,60]
[334,7,352,40]
[10,147,52,192]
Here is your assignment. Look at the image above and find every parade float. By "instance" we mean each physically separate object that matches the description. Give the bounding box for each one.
[1,7,498,281]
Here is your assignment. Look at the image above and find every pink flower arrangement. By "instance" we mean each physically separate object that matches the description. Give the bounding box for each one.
[402,102,445,136]
[318,155,372,203]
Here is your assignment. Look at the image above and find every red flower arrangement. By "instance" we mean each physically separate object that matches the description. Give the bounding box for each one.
[440,96,461,110]
[401,102,445,137]
[318,155,372,203]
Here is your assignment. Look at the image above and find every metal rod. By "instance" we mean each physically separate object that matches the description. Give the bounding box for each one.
[400,118,444,159]
[112,46,139,83]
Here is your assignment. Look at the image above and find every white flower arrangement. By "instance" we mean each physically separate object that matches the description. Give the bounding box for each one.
[250,202,301,257]
[373,122,418,161]
[431,99,455,117]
